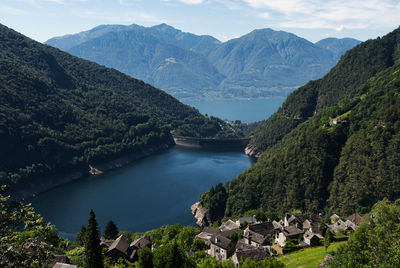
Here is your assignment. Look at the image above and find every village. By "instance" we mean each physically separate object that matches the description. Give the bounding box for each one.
[55,212,364,267]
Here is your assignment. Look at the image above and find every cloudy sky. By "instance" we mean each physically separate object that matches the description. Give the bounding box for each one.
[0,0,399,43]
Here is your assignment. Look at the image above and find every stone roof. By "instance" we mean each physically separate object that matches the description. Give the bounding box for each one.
[344,220,356,230]
[220,228,241,238]
[107,235,130,254]
[235,239,256,251]
[237,216,257,225]
[328,219,354,233]
[304,230,323,240]
[52,263,77,268]
[330,214,340,220]
[202,227,220,235]
[272,220,283,230]
[210,235,233,250]
[283,225,303,237]
[346,214,364,226]
[220,219,240,232]
[196,227,221,242]
[288,214,322,225]
[248,222,275,236]
[195,232,214,241]
[234,248,269,262]
[130,236,151,249]
[246,231,267,245]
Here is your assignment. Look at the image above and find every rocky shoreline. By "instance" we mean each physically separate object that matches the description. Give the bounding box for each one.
[190,202,211,227]
[244,143,263,158]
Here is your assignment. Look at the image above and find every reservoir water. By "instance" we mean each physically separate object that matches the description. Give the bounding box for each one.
[185,97,285,123]
[30,146,253,240]
[29,98,284,240]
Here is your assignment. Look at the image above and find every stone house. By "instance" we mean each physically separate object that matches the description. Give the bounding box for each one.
[236,216,257,226]
[243,222,275,247]
[284,214,322,230]
[99,237,112,249]
[129,236,152,262]
[303,230,323,246]
[328,219,353,234]
[105,235,130,260]
[220,219,240,232]
[195,227,220,246]
[330,214,340,222]
[209,235,235,261]
[346,214,364,226]
[276,225,304,247]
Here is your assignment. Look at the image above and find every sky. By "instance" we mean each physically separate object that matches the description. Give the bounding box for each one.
[0,0,399,43]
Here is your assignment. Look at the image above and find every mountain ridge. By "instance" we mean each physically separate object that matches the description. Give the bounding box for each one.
[45,24,360,101]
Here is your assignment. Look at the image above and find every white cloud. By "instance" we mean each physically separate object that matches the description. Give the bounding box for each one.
[240,0,400,31]
[76,9,166,24]
[45,0,64,3]
[0,5,27,15]
[178,0,204,4]
[257,12,270,19]
[336,24,345,32]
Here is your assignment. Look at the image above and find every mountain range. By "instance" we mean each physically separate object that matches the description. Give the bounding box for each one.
[46,24,360,100]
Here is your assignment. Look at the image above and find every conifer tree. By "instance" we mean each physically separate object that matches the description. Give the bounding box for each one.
[138,247,154,268]
[73,225,87,246]
[85,209,103,268]
[104,220,119,240]
[166,240,185,268]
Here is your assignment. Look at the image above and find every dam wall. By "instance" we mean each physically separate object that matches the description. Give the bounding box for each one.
[173,135,250,149]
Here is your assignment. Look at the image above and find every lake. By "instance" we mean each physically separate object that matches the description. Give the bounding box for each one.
[184,97,285,123]
[29,98,284,240]
[29,146,254,240]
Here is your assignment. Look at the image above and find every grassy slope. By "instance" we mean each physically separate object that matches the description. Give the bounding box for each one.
[277,241,346,268]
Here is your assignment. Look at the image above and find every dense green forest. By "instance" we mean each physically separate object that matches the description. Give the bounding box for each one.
[249,26,400,153]
[0,24,242,193]
[200,27,400,219]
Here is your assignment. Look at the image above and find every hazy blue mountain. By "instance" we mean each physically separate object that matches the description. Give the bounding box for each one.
[149,23,221,56]
[64,26,223,99]
[316,37,361,60]
[45,24,137,51]
[46,24,359,100]
[208,28,337,98]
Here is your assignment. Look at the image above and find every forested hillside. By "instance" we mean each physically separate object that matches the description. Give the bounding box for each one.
[200,28,400,219]
[249,27,400,154]
[0,24,238,193]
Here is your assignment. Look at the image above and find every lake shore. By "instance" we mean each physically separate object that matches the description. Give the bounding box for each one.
[10,141,173,201]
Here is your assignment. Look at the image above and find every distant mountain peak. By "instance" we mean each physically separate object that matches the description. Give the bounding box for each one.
[152,23,181,34]
[45,24,360,101]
